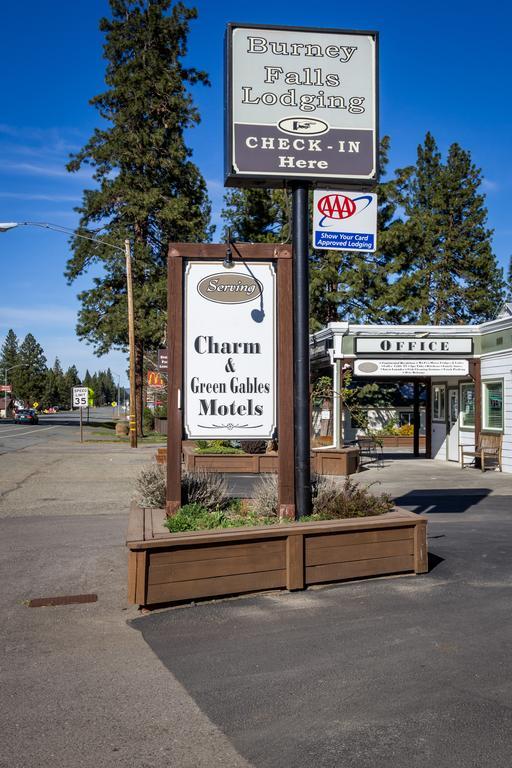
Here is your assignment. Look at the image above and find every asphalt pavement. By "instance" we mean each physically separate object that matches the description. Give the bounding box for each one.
[2,423,512,767]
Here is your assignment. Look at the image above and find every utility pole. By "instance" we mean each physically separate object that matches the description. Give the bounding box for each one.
[125,238,137,448]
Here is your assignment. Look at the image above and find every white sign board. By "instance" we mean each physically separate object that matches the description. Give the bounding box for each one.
[355,337,473,354]
[72,387,89,407]
[226,23,378,186]
[184,261,276,440]
[354,359,470,377]
[313,189,377,251]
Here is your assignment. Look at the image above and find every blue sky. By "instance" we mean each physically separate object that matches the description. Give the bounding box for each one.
[1,1,511,385]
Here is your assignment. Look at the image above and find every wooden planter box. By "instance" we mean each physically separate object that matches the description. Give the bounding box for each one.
[127,505,427,607]
[379,436,426,449]
[161,445,359,475]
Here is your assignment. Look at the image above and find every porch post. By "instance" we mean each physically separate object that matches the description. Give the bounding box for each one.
[333,358,341,449]
[413,380,420,457]
[425,378,432,459]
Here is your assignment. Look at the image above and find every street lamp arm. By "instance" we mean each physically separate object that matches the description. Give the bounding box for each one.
[1,221,125,253]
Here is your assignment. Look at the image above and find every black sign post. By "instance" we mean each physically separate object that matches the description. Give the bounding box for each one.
[292,184,312,517]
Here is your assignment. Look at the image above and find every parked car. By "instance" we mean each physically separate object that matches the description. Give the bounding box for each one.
[14,409,39,425]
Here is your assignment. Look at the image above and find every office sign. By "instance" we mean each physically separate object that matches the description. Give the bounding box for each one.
[226,23,378,186]
[355,337,473,354]
[184,261,276,439]
[313,189,377,250]
[354,359,470,377]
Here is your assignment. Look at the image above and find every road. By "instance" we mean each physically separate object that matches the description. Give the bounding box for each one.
[0,406,120,455]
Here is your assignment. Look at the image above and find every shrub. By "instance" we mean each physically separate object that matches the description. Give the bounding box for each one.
[182,469,229,510]
[194,439,242,454]
[164,503,228,533]
[252,474,279,518]
[397,423,414,436]
[143,407,155,432]
[134,465,230,511]
[133,462,166,508]
[154,405,167,418]
[239,440,267,454]
[311,475,394,519]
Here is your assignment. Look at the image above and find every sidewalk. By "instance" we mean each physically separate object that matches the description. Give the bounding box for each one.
[0,439,252,768]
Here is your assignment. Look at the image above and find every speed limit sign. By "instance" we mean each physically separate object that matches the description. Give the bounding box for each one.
[73,387,89,408]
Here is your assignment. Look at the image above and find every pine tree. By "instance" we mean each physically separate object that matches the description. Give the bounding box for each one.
[42,366,61,409]
[507,256,512,302]
[386,133,504,323]
[16,334,47,406]
[65,0,212,434]
[221,189,289,243]
[63,365,81,409]
[0,329,20,395]
[310,136,398,329]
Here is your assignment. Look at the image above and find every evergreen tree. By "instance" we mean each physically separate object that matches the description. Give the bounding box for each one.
[507,256,512,302]
[386,133,503,323]
[0,329,20,394]
[310,136,398,329]
[221,189,289,243]
[16,334,47,406]
[63,365,81,409]
[42,367,61,409]
[65,0,212,434]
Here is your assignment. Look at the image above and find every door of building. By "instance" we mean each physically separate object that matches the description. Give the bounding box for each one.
[447,388,459,461]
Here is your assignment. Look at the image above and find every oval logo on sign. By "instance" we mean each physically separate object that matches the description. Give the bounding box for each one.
[357,362,379,374]
[197,273,263,304]
[278,117,329,136]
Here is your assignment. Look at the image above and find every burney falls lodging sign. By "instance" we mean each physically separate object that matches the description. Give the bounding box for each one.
[225,23,378,186]
[184,261,276,440]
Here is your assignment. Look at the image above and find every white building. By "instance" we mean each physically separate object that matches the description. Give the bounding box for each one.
[311,303,512,472]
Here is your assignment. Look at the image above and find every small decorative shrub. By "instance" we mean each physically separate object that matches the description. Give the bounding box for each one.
[182,469,229,510]
[239,440,267,454]
[397,423,414,436]
[134,465,230,511]
[310,475,394,519]
[134,462,166,508]
[252,474,279,518]
[194,439,243,454]
[253,473,393,522]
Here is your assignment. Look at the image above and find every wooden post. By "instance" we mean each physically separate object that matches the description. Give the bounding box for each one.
[277,249,295,520]
[413,380,420,457]
[125,238,137,449]
[166,249,184,515]
[425,378,432,459]
[470,358,481,447]
[286,533,304,589]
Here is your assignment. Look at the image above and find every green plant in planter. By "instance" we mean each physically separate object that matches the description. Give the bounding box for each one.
[194,439,244,455]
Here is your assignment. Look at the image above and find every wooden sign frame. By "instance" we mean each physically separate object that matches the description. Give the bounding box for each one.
[167,243,295,519]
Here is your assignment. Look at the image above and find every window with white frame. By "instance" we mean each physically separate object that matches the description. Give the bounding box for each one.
[483,380,504,431]
[460,383,475,429]
[432,385,446,421]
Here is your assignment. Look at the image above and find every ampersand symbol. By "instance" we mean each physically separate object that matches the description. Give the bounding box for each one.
[225,358,235,373]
